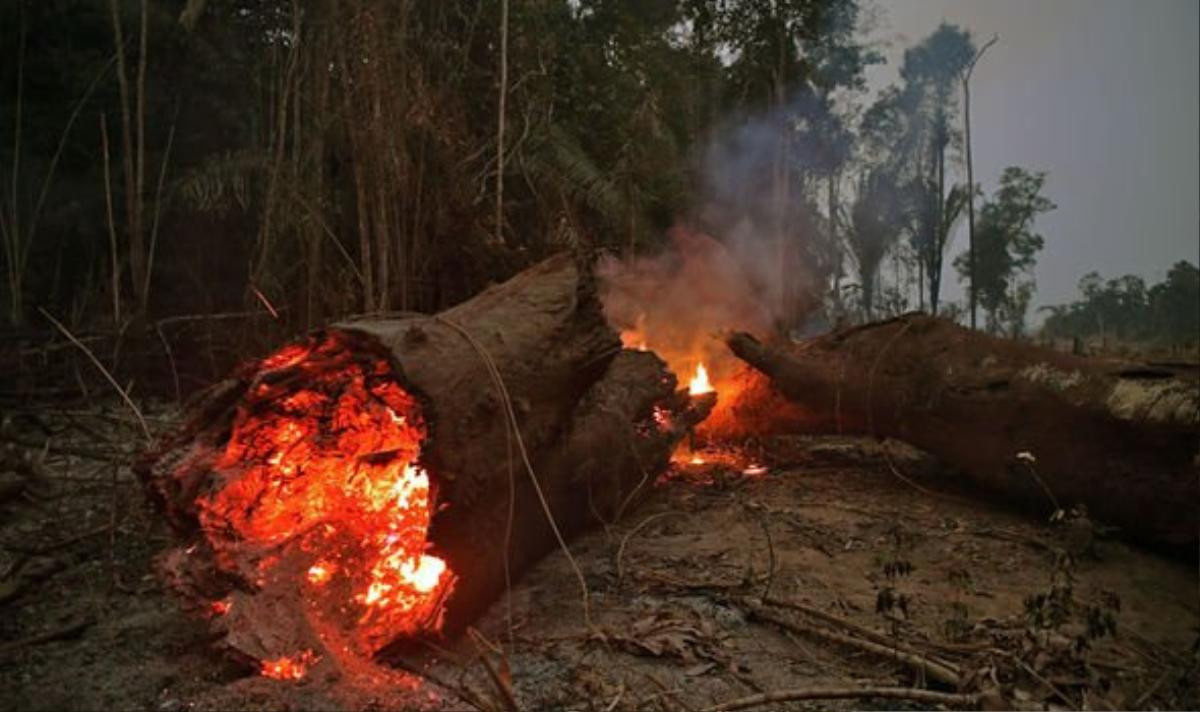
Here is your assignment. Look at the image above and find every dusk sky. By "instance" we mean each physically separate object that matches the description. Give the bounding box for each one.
[862,0,1199,313]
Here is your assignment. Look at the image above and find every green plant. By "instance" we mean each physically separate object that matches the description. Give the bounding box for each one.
[874,526,914,636]
[944,567,973,642]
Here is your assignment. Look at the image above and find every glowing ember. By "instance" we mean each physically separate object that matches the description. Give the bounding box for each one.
[690,455,705,465]
[210,599,231,616]
[262,650,318,680]
[688,363,714,396]
[742,464,768,477]
[307,562,335,586]
[198,332,455,657]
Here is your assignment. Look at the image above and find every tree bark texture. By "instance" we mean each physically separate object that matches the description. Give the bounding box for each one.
[139,253,712,666]
[727,314,1199,547]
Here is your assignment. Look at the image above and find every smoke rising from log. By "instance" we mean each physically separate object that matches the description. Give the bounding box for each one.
[597,228,774,389]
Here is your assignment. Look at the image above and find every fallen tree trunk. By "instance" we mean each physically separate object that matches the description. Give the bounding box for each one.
[727,314,1199,547]
[139,254,711,674]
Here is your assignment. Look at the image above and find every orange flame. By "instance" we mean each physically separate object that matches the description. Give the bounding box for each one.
[688,363,713,396]
[262,650,318,680]
[307,562,335,586]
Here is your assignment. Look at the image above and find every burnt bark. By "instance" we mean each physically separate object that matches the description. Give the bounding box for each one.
[139,253,710,666]
[727,314,1199,547]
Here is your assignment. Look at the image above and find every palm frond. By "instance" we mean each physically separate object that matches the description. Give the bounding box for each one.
[524,125,630,227]
[174,148,270,215]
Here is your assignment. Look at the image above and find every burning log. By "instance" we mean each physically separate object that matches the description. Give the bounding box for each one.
[139,254,712,675]
[727,314,1200,548]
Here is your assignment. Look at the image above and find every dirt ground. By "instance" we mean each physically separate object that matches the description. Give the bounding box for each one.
[1,404,1197,711]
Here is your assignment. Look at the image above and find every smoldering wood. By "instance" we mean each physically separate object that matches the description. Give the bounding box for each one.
[726,314,1199,547]
[139,253,711,665]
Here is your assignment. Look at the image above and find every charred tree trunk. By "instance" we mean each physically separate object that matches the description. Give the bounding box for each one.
[727,314,1199,548]
[139,253,711,672]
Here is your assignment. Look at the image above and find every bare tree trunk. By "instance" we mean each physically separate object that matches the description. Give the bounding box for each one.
[304,29,330,329]
[254,0,301,289]
[107,0,145,314]
[134,0,149,307]
[931,121,944,315]
[494,0,509,246]
[964,80,977,329]
[772,38,790,332]
[100,115,121,324]
[963,35,997,331]
[3,12,26,325]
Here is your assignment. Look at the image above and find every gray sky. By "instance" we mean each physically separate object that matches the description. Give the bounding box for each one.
[861,0,1199,312]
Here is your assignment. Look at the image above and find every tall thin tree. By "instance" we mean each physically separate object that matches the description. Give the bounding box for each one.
[962,34,997,330]
[494,0,509,247]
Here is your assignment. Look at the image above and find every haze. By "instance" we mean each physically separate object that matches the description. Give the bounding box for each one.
[864,0,1200,314]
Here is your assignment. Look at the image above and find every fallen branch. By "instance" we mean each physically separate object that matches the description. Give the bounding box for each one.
[467,627,519,712]
[37,308,151,443]
[0,433,126,462]
[700,685,980,712]
[759,595,959,672]
[0,616,96,657]
[615,511,685,588]
[742,601,962,688]
[727,318,1200,547]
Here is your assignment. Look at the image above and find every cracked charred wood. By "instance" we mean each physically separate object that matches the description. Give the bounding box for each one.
[138,253,711,668]
[727,314,1199,547]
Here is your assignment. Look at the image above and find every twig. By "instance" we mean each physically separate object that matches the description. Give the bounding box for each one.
[866,319,915,437]
[2,524,113,556]
[141,102,178,306]
[1019,460,1061,513]
[153,322,181,405]
[967,527,1055,553]
[744,601,962,688]
[0,616,96,657]
[386,649,492,712]
[1132,667,1174,709]
[754,511,776,599]
[604,681,625,711]
[249,285,280,320]
[1013,655,1078,710]
[879,445,953,502]
[759,595,959,672]
[0,432,126,462]
[156,310,278,328]
[468,627,519,712]
[37,308,151,443]
[700,685,979,712]
[615,511,684,588]
[101,112,120,323]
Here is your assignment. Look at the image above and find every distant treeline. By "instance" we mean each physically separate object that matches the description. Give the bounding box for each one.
[1040,261,1199,350]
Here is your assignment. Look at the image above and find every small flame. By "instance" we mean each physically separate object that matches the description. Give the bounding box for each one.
[262,650,317,680]
[688,363,713,396]
[400,556,446,593]
[307,562,335,586]
[211,599,231,616]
